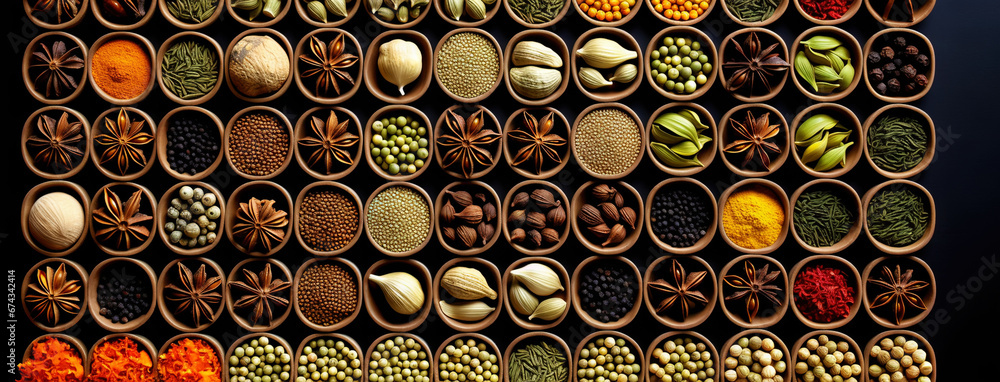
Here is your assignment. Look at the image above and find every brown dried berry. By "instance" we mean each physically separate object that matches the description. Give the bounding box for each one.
[887,78,901,93]
[510,228,526,243]
[526,211,547,230]
[443,226,456,241]
[531,189,559,209]
[914,74,928,87]
[475,193,486,203]
[457,225,478,248]
[602,224,626,247]
[901,64,917,79]
[546,205,566,227]
[455,205,483,225]
[511,192,530,209]
[541,228,560,244]
[508,209,526,227]
[447,190,474,208]
[482,203,497,222]
[903,45,919,57]
[599,203,619,222]
[441,200,456,224]
[620,207,636,230]
[915,54,930,67]
[880,46,895,60]
[869,68,884,82]
[578,204,604,226]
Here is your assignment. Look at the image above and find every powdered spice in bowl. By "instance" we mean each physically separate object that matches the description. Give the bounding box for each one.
[88,32,156,105]
[718,179,790,254]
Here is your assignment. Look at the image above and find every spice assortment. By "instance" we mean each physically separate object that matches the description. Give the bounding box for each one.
[723,334,787,382]
[793,334,861,382]
[867,335,933,382]
[505,187,567,251]
[649,35,712,95]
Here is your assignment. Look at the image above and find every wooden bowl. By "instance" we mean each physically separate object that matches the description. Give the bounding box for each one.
[862,256,936,328]
[793,0,863,24]
[646,0,716,24]
[21,180,90,257]
[572,27,644,102]
[294,181,364,256]
[158,334,225,381]
[503,30,570,105]
[720,0,789,26]
[571,0,642,26]
[862,179,935,254]
[363,105,434,181]
[87,32,157,104]
[501,180,571,256]
[645,331,720,382]
[225,180,294,256]
[294,334,363,382]
[223,333,296,382]
[718,254,790,328]
[502,257,572,330]
[156,31,225,105]
[718,178,790,254]
[718,28,789,102]
[225,258,294,332]
[88,334,157,378]
[21,258,89,332]
[718,103,791,177]
[23,334,89,377]
[572,331,646,382]
[503,0,570,28]
[156,257,226,332]
[862,104,936,179]
[87,257,158,332]
[224,105,294,179]
[434,181,503,255]
[225,0,292,27]
[156,181,225,256]
[790,26,863,102]
[159,0,224,28]
[645,26,718,101]
[434,333,503,380]
[787,255,863,329]
[790,103,864,178]
[363,259,434,332]
[364,333,436,382]
[862,28,935,103]
[436,0,501,27]
[643,256,717,329]
[294,0,361,27]
[433,105,503,179]
[23,32,89,104]
[571,102,645,179]
[89,107,157,181]
[224,28,294,103]
[864,330,936,382]
[21,106,90,179]
[364,182,435,257]
[433,257,504,332]
[362,0,434,29]
[294,106,363,179]
[23,0,90,29]
[88,182,157,256]
[433,28,505,103]
[292,257,364,331]
[719,329,792,382]
[571,255,643,330]
[293,28,364,104]
[91,0,158,29]
[502,332,571,382]
[864,0,935,27]
[362,30,434,104]
[502,107,572,179]
[645,102,717,176]
[156,106,225,181]
[645,177,718,255]
[789,179,863,254]
[570,181,644,255]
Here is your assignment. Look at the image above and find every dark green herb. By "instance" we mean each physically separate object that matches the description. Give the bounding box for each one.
[165,0,219,23]
[509,0,564,24]
[161,40,219,100]
[509,342,568,382]
[867,115,928,173]
[866,186,929,247]
[793,190,853,247]
[725,0,778,22]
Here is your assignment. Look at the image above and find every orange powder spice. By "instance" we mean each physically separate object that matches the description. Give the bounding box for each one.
[91,39,151,100]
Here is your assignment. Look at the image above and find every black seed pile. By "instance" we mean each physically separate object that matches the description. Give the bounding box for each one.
[650,185,712,248]
[579,264,637,323]
[166,113,220,175]
[97,268,152,325]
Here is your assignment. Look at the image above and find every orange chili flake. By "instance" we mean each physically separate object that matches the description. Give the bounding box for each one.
[158,338,222,382]
[17,337,84,382]
[88,337,156,382]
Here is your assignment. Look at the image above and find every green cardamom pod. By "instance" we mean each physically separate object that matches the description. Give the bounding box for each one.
[307,0,328,21]
[444,0,463,20]
[653,113,700,149]
[795,51,818,92]
[480,0,495,4]
[465,0,486,20]
[678,109,709,132]
[795,113,838,143]
[827,130,851,146]
[805,46,831,66]
[802,35,842,51]
[232,0,261,10]
[816,81,841,93]
[801,132,829,164]
[838,62,855,90]
[696,134,713,147]
[651,142,703,168]
[396,4,409,22]
[814,142,853,172]
[831,46,851,62]
[410,0,429,8]
[827,51,845,73]
[247,1,263,20]
[813,65,842,83]
[651,124,686,145]
[670,140,701,157]
[409,4,420,18]
[325,0,348,17]
[375,5,394,20]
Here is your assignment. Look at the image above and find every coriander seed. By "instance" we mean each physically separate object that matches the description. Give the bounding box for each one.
[229,111,290,177]
[436,32,500,99]
[573,107,642,177]
[367,185,431,253]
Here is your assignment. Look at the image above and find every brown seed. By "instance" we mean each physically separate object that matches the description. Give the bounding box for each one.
[613,192,625,209]
[228,112,290,176]
[475,193,486,203]
[455,204,483,225]
[541,228,560,244]
[546,205,566,227]
[526,229,542,247]
[602,224,626,247]
[443,226,456,241]
[511,192,530,209]
[531,189,559,209]
[599,202,619,222]
[620,207,636,230]
[591,184,617,202]
[447,190,474,208]
[477,221,494,245]
[526,211,546,229]
[482,202,497,222]
[456,225,478,248]
[579,204,604,226]
[296,263,358,326]
[587,223,611,239]
[299,189,360,252]
[441,200,456,224]
[508,209,526,227]
[510,228,526,243]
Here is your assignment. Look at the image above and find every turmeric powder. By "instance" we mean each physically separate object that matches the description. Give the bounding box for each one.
[91,38,151,100]
[722,184,785,249]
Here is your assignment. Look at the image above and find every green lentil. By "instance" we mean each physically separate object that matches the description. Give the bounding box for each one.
[369,115,429,175]
[573,108,642,176]
[650,337,715,382]
[367,186,431,253]
[229,336,292,382]
[368,336,431,382]
[435,32,500,99]
[439,338,500,382]
[295,338,363,382]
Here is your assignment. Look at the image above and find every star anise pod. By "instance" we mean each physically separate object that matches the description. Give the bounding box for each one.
[29,40,84,98]
[26,111,84,173]
[165,262,222,327]
[881,0,915,21]
[25,263,82,326]
[232,197,289,253]
[724,261,783,323]
[298,34,358,96]
[95,108,153,176]
[648,259,708,320]
[92,187,153,250]
[508,111,567,175]
[298,110,359,174]
[230,263,290,326]
[436,108,501,178]
[31,0,82,24]
[723,110,782,170]
[722,31,789,97]
[868,265,928,325]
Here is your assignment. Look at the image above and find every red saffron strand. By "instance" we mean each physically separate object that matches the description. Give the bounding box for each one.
[799,0,852,20]
[793,265,855,323]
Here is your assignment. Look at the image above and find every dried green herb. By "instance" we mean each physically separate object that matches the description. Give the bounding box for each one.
[508,0,563,24]
[508,341,568,382]
[725,0,778,22]
[866,186,929,247]
[866,115,928,173]
[793,190,853,247]
[165,0,219,23]
[161,40,219,100]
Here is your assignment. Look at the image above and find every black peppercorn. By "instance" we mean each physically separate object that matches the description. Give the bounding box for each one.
[887,78,901,93]
[579,265,637,323]
[650,186,711,248]
[880,46,895,60]
[867,51,882,65]
[869,68,884,82]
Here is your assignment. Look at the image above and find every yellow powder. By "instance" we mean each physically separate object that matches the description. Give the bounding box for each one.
[722,184,785,249]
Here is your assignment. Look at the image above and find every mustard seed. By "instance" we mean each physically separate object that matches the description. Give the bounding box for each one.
[229,112,290,176]
[367,186,431,253]
[298,189,360,252]
[574,108,642,176]
[435,32,500,99]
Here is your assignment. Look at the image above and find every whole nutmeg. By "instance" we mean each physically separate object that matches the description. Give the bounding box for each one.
[228,35,290,97]
[880,46,895,60]
[28,192,85,251]
[511,192,529,209]
[546,205,566,227]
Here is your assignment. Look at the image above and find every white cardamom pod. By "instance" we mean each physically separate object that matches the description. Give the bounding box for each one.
[508,280,539,315]
[325,0,348,17]
[576,38,638,69]
[443,0,463,20]
[369,272,425,315]
[578,67,612,89]
[378,39,422,96]
[609,63,637,83]
[368,0,383,13]
[512,41,563,68]
[509,66,561,99]
[441,266,497,300]
[528,297,566,321]
[510,262,563,296]
[439,301,495,321]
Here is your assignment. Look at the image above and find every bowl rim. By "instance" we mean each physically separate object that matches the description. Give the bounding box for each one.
[788,178,864,254]
[861,103,936,179]
[792,0,864,25]
[155,31,226,105]
[863,329,937,381]
[789,102,865,178]
[433,27,506,103]
[645,331,720,381]
[158,0,225,29]
[719,0,790,27]
[646,0,717,25]
[361,30,434,104]
[293,106,364,180]
[789,329,866,382]
[569,180,644,255]
[571,330,646,382]
[88,333,158,377]
[861,255,937,328]
[718,328,792,381]
[362,258,434,332]
[502,331,572,382]
[86,257,159,332]
[224,0,293,27]
[644,102,718,176]
[434,0,502,26]
[644,26,719,101]
[434,181,503,255]
[157,333,225,381]
[433,105,504,179]
[223,104,296,180]
[91,0,159,29]
[23,0,91,29]
[224,258,295,332]
[222,332,296,382]
[717,103,791,178]
[224,180,294,257]
[89,106,158,181]
[862,27,936,103]
[717,27,789,102]
[23,333,90,377]
[432,257,504,332]
[293,0,362,27]
[863,0,936,27]
[787,254,864,329]
[293,28,365,104]
[156,181,226,256]
[502,0,571,28]
[362,104,435,181]
[362,0,435,29]
[363,332,436,382]
[570,0,643,26]
[501,107,572,179]
[88,181,158,256]
[789,25,864,102]
[717,178,791,254]
[570,255,644,330]
[503,29,571,105]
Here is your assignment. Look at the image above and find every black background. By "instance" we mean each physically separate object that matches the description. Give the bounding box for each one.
[4,0,999,381]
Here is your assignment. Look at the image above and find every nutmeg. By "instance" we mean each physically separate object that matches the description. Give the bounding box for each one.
[546,205,566,227]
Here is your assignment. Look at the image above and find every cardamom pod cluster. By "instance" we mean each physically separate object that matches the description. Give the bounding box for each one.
[369,271,425,315]
[438,265,498,321]
[794,35,855,94]
[232,0,283,21]
[507,188,566,250]
[509,262,566,321]
[794,113,854,172]
[649,109,713,168]
[369,0,429,24]
[577,184,637,248]
[439,189,497,250]
[575,37,638,91]
[509,40,564,100]
[443,0,495,21]
[304,0,353,22]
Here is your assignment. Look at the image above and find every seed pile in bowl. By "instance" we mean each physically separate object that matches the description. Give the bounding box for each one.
[229,336,292,382]
[573,107,642,176]
[507,187,567,250]
[368,336,431,382]
[97,265,152,324]
[578,261,637,323]
[229,112,290,176]
[794,334,861,382]
[650,337,715,382]
[793,190,853,248]
[438,338,499,382]
[297,338,363,382]
[296,262,358,327]
[436,32,500,99]
[367,185,431,253]
[576,336,641,382]
[867,34,931,97]
[577,184,638,248]
[509,340,568,382]
[650,183,712,248]
[440,188,498,250]
[650,36,711,95]
[369,114,429,176]
[868,335,932,382]
[164,185,222,249]
[866,112,928,173]
[866,185,929,247]
[298,188,360,252]
[166,111,220,176]
[724,335,787,382]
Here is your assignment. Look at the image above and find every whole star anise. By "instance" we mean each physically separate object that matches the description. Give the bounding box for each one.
[25,263,82,326]
[31,0,82,23]
[232,197,289,253]
[298,110,359,174]
[868,265,928,325]
[508,111,567,175]
[299,34,358,97]
[230,263,290,326]
[92,187,153,250]
[724,261,783,323]
[648,259,708,320]
[723,110,782,170]
[26,111,84,173]
[723,31,789,97]
[95,108,153,176]
[30,40,84,98]
[165,262,222,327]
[436,108,501,178]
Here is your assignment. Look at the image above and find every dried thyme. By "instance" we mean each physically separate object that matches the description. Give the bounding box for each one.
[508,342,568,382]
